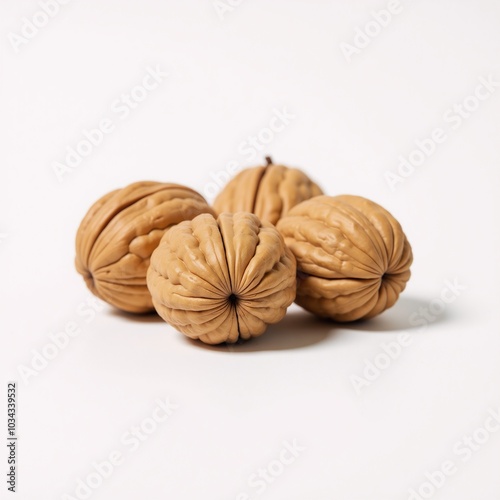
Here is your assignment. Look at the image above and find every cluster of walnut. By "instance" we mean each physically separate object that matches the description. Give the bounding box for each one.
[75,157,412,344]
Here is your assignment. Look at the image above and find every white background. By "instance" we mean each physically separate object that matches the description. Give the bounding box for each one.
[1,1,500,499]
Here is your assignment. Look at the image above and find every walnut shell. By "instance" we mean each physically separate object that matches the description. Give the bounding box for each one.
[75,181,215,313]
[147,212,296,344]
[213,158,323,225]
[277,195,413,322]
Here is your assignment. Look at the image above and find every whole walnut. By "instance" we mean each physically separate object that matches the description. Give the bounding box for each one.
[277,195,413,322]
[213,157,323,225]
[75,181,215,313]
[147,212,296,344]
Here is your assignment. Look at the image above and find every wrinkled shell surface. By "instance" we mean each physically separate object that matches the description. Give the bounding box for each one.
[213,163,323,225]
[277,195,413,322]
[75,181,215,313]
[147,212,296,344]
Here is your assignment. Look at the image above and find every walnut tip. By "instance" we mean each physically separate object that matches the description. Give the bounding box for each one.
[265,156,273,166]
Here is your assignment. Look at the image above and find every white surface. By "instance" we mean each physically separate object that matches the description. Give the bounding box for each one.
[1,1,500,499]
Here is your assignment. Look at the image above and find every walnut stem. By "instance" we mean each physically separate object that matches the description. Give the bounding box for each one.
[265,156,273,166]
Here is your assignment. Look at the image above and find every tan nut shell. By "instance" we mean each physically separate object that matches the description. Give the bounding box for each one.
[75,181,215,313]
[147,212,297,344]
[277,195,413,322]
[213,162,323,225]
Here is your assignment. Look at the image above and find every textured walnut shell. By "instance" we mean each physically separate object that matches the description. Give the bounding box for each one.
[213,160,323,225]
[277,195,413,322]
[147,212,296,344]
[75,181,215,313]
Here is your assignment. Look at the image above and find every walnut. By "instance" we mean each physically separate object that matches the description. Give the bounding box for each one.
[277,195,413,321]
[147,212,296,344]
[213,157,323,225]
[75,181,215,313]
